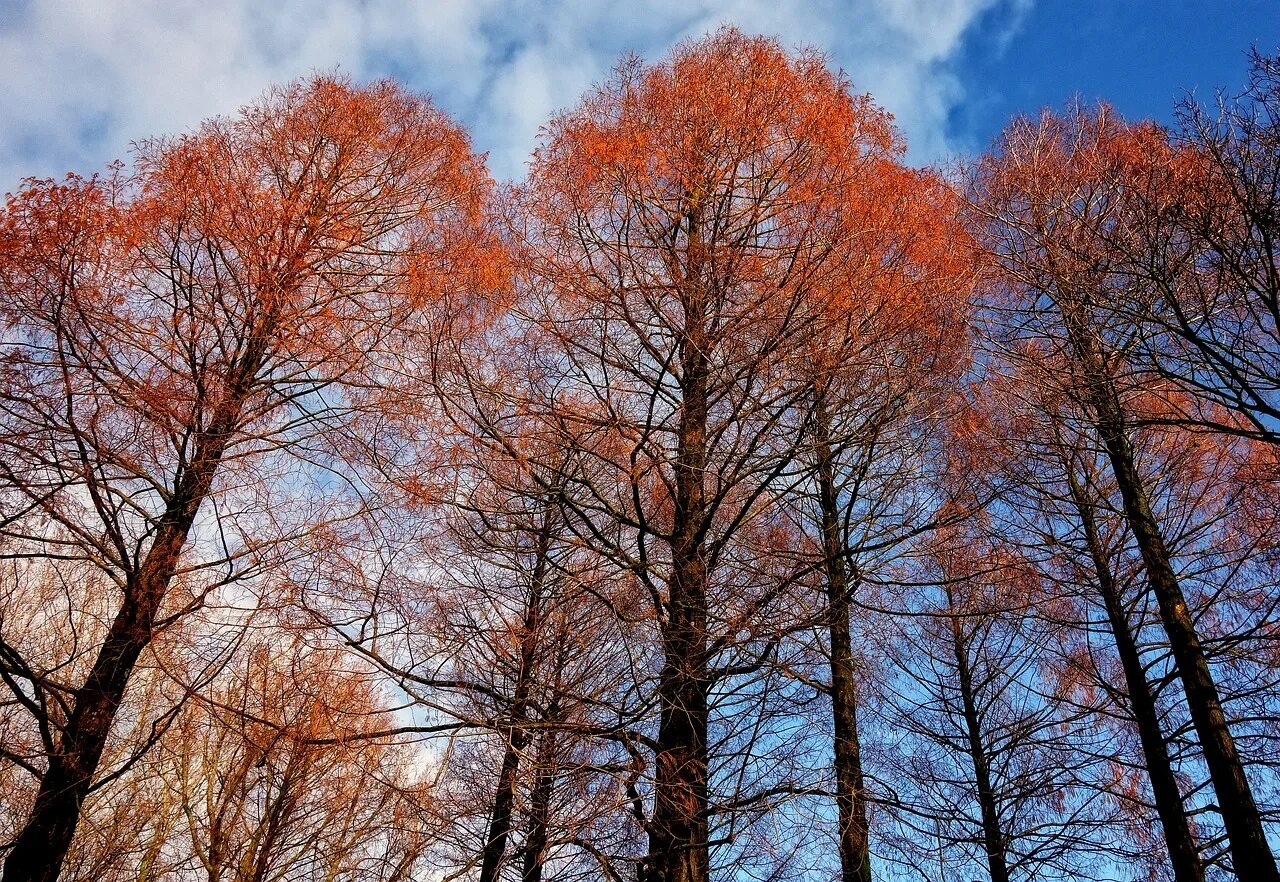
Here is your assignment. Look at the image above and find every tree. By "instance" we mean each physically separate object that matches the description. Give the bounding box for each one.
[0,76,494,882]
[0,560,192,882]
[967,369,1208,881]
[512,28,930,882]
[968,104,1280,881]
[1119,50,1280,447]
[880,523,1108,882]
[786,163,972,882]
[436,450,640,882]
[158,638,434,882]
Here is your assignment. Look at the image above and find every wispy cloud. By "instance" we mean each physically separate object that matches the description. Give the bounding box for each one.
[0,0,1029,187]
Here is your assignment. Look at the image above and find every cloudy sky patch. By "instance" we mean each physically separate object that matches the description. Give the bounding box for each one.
[0,0,1029,186]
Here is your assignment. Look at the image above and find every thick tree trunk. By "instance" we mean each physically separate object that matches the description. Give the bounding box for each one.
[480,734,530,882]
[3,358,256,882]
[1062,299,1278,881]
[1065,469,1205,882]
[1094,403,1277,881]
[3,458,229,882]
[649,510,710,882]
[648,399,711,882]
[812,391,872,882]
[646,221,711,882]
[948,610,1010,882]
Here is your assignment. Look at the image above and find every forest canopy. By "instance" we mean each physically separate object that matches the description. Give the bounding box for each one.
[2,26,1280,882]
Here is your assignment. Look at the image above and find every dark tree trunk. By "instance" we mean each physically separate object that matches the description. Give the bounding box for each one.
[1094,403,1277,881]
[1064,467,1205,882]
[479,511,554,882]
[3,434,236,882]
[3,351,258,882]
[521,729,558,882]
[1061,298,1279,882]
[947,608,1011,882]
[3,584,163,882]
[480,733,530,882]
[645,213,711,882]
[812,391,872,882]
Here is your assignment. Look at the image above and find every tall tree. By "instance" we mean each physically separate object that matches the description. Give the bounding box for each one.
[1118,50,1280,446]
[881,524,1106,882]
[790,164,972,882]
[0,76,493,882]
[513,28,918,882]
[968,105,1280,881]
[968,372,1207,881]
[439,455,635,882]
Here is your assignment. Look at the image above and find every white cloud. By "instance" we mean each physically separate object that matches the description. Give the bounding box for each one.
[0,0,1028,188]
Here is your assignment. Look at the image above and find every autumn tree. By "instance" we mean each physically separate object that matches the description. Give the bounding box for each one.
[967,104,1280,881]
[432,447,642,882]
[780,160,972,882]
[0,559,197,882]
[503,28,958,882]
[0,76,493,882]
[156,638,434,882]
[5,25,1279,882]
[962,369,1211,881]
[1115,50,1280,447]
[287,338,650,882]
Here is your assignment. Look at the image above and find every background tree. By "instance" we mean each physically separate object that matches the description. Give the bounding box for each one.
[879,523,1108,882]
[157,638,435,882]
[432,446,642,882]
[965,368,1210,882]
[778,161,973,882]
[1118,50,1280,447]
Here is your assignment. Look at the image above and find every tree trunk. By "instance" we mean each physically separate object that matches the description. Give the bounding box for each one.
[3,362,255,882]
[646,213,711,882]
[812,390,872,882]
[1062,299,1279,881]
[3,477,225,882]
[947,608,1011,882]
[1095,403,1277,880]
[479,510,554,882]
[480,734,529,882]
[3,588,161,882]
[1064,467,1205,882]
[521,730,557,882]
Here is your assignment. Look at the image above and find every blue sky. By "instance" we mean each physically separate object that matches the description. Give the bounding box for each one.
[952,1,1280,147]
[0,0,1276,188]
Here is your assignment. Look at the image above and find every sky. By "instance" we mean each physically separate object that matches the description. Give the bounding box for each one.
[0,0,1277,189]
